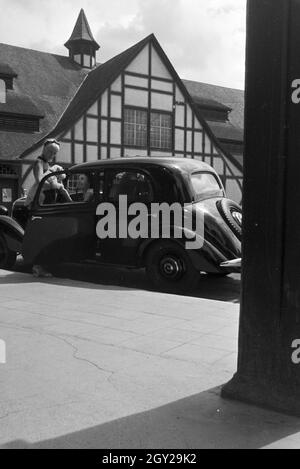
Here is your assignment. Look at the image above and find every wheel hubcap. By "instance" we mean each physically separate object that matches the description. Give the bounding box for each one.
[160,255,184,280]
[231,210,242,226]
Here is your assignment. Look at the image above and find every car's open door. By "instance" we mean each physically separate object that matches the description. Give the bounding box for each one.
[22,171,97,266]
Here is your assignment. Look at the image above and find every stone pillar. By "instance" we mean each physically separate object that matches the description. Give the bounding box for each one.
[222,0,300,415]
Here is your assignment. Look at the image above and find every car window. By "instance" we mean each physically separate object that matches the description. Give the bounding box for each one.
[66,173,94,203]
[190,172,223,201]
[37,171,101,206]
[107,171,154,204]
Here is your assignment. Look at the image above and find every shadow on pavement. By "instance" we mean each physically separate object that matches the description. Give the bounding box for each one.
[6,259,241,302]
[3,387,300,449]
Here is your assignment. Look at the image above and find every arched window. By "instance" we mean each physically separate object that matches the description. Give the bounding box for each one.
[0,79,6,104]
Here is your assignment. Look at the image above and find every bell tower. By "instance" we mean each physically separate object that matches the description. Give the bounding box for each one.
[65,9,100,69]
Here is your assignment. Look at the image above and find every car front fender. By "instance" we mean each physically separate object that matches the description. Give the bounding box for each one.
[0,216,24,253]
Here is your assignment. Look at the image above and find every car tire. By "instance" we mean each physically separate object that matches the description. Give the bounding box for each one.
[217,199,242,241]
[0,234,17,270]
[145,241,199,293]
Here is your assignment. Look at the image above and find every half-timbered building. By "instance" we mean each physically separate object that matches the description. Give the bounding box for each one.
[0,9,244,213]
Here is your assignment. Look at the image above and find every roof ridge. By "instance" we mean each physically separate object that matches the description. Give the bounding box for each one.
[0,42,70,59]
[183,78,244,93]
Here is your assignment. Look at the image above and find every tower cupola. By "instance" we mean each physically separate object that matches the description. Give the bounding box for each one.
[65,9,100,69]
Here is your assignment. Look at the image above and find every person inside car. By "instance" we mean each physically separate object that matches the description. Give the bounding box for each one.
[77,174,94,203]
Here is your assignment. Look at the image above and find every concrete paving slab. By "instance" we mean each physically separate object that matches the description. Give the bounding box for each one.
[0,269,300,449]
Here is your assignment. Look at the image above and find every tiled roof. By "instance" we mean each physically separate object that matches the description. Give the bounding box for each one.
[190,94,231,112]
[0,91,43,117]
[0,62,17,77]
[0,43,88,160]
[208,121,244,143]
[183,79,244,130]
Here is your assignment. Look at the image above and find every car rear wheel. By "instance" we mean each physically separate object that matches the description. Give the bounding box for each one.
[145,241,199,293]
[0,234,17,270]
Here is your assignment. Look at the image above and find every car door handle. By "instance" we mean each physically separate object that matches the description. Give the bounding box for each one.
[31,216,43,221]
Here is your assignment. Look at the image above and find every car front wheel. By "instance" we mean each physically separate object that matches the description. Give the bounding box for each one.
[0,234,17,270]
[145,241,199,293]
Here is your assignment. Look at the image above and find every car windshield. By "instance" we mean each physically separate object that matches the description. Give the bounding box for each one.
[190,171,223,201]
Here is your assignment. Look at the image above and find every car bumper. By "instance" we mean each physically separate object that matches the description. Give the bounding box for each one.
[220,258,241,273]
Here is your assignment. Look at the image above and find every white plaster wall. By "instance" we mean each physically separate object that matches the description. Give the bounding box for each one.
[101,120,108,143]
[126,45,149,74]
[58,142,72,163]
[151,46,171,79]
[74,118,84,140]
[86,117,98,142]
[111,122,121,145]
[194,132,203,152]
[125,88,148,107]
[125,75,148,88]
[88,102,98,116]
[86,145,98,162]
[124,148,148,157]
[151,92,173,111]
[101,91,108,116]
[111,95,122,119]
[111,76,122,92]
[175,129,184,152]
[151,79,173,92]
[74,144,83,164]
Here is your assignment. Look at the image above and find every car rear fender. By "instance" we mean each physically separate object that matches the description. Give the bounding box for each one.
[138,226,230,273]
[0,216,24,253]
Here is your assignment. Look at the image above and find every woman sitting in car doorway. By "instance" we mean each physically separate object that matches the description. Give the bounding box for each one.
[25,139,71,278]
[25,140,71,207]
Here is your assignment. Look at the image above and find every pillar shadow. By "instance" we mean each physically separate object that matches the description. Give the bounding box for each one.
[2,387,300,449]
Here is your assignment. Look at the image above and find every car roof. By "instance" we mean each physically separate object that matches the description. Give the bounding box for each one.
[70,157,215,174]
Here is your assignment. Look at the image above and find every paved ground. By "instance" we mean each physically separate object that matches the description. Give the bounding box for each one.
[15,258,242,303]
[0,268,300,449]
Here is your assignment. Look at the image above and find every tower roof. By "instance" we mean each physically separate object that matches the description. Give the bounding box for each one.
[65,9,100,51]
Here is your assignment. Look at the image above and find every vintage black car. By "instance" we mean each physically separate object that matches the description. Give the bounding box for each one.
[0,158,242,291]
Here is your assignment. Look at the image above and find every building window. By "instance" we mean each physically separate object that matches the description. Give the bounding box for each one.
[0,114,40,132]
[150,112,172,150]
[0,79,6,104]
[0,164,17,176]
[124,107,173,150]
[124,108,147,147]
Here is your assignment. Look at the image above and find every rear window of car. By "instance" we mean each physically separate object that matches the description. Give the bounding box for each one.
[190,172,223,201]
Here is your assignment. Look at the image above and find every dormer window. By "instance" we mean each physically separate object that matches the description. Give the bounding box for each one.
[0,80,6,104]
[0,64,18,90]
[0,93,44,133]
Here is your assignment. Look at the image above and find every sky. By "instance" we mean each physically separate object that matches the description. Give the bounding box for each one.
[0,0,247,89]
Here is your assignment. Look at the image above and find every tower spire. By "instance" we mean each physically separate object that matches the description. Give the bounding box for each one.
[65,9,100,69]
